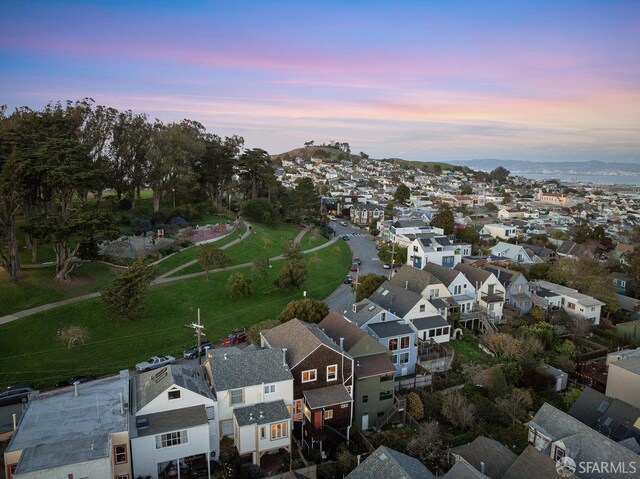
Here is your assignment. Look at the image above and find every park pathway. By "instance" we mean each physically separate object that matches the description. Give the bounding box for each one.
[0,225,332,325]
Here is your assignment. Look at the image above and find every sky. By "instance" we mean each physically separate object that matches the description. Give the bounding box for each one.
[1,0,639,163]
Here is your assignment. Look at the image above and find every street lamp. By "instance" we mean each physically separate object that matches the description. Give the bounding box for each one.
[171,187,176,209]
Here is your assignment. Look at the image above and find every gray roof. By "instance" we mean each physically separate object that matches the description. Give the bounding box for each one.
[557,240,577,255]
[451,436,517,478]
[7,372,129,474]
[390,264,445,294]
[369,281,423,317]
[412,315,449,331]
[534,287,561,298]
[502,445,578,479]
[454,263,492,287]
[136,363,213,411]
[136,405,209,437]
[482,264,523,288]
[303,384,352,409]
[368,320,414,338]
[346,445,436,479]
[209,347,292,392]
[423,262,461,286]
[345,299,388,327]
[568,387,612,428]
[262,318,344,368]
[442,462,490,479]
[234,400,290,427]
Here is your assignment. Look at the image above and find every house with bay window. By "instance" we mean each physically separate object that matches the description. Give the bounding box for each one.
[204,347,293,466]
[349,203,384,226]
[129,364,218,479]
[366,321,418,377]
[408,235,470,269]
[422,262,477,318]
[261,319,354,451]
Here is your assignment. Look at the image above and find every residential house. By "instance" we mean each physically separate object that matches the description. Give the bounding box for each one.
[390,264,454,318]
[527,403,639,478]
[613,243,638,265]
[501,446,578,479]
[450,436,517,479]
[261,319,354,450]
[366,320,418,377]
[522,243,557,263]
[343,298,402,329]
[407,234,471,269]
[536,190,573,206]
[531,280,604,325]
[612,272,633,296]
[4,372,131,479]
[455,263,505,325]
[556,240,578,258]
[388,219,444,244]
[368,281,440,320]
[346,445,436,479]
[423,262,477,318]
[605,356,640,409]
[204,348,293,465]
[318,312,396,431]
[482,264,533,314]
[349,203,384,226]
[490,242,538,264]
[130,364,218,478]
[481,224,518,240]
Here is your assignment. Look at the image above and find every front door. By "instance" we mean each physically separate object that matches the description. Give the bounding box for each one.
[313,410,323,428]
[362,414,369,431]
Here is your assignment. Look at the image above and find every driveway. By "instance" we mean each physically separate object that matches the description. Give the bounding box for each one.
[324,221,390,314]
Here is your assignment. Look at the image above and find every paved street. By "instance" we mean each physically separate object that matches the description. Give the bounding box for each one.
[324,220,391,314]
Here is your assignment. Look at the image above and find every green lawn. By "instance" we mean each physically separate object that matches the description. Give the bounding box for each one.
[152,223,247,277]
[299,227,330,250]
[450,336,491,364]
[169,223,301,277]
[0,263,119,316]
[0,241,352,389]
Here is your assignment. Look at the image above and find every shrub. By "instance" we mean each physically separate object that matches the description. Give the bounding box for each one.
[117,197,132,211]
[407,391,424,420]
[241,198,277,224]
[169,216,188,227]
[170,204,199,221]
[131,218,152,235]
[227,273,254,299]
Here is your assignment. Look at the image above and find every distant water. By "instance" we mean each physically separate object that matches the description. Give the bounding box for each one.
[517,172,640,186]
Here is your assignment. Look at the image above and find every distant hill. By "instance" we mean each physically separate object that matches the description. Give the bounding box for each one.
[379,157,455,170]
[448,159,640,175]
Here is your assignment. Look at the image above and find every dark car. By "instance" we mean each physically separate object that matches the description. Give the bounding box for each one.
[344,275,353,284]
[220,331,247,347]
[352,258,362,265]
[183,340,213,359]
[342,235,350,241]
[0,384,34,406]
[54,375,97,388]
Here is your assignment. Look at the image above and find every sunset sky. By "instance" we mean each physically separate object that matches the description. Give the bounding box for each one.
[1,0,639,163]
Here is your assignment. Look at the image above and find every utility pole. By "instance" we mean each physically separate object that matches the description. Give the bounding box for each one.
[389,241,396,280]
[186,308,207,365]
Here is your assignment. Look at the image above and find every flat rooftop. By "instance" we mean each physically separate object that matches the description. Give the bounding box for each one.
[7,371,129,474]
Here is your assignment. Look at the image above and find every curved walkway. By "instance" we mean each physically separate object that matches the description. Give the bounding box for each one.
[0,225,329,325]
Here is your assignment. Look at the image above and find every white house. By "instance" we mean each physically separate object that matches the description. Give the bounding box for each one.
[481,223,518,240]
[130,364,218,479]
[408,235,471,269]
[368,280,440,321]
[423,262,477,316]
[531,280,604,325]
[491,242,539,264]
[455,263,505,324]
[204,347,293,466]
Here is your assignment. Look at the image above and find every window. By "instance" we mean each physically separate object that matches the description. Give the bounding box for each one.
[380,390,393,401]
[327,365,338,382]
[260,426,266,440]
[116,475,129,479]
[430,289,439,299]
[488,284,495,295]
[271,421,288,440]
[436,328,442,336]
[399,352,410,365]
[391,354,398,364]
[454,285,461,295]
[554,446,565,462]
[388,338,398,351]
[568,302,576,310]
[156,430,188,449]
[114,444,127,464]
[443,256,454,266]
[264,384,276,395]
[302,369,317,383]
[381,312,386,322]
[400,336,410,349]
[323,409,333,420]
[419,304,426,312]
[293,399,303,420]
[363,395,368,403]
[230,389,244,405]
[168,389,181,400]
[429,329,436,338]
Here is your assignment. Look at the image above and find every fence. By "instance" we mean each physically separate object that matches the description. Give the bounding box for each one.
[268,465,317,479]
[395,374,432,391]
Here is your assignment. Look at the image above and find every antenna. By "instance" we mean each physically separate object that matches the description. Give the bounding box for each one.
[186,308,207,365]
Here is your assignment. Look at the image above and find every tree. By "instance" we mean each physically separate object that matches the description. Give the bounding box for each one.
[57,325,90,349]
[460,184,473,195]
[384,201,396,219]
[485,202,498,212]
[251,257,270,278]
[198,244,230,279]
[283,239,303,261]
[497,388,533,427]
[563,388,582,410]
[441,391,476,430]
[431,204,454,235]
[355,273,386,301]
[274,259,307,291]
[277,299,328,323]
[378,243,407,266]
[556,339,577,359]
[102,259,155,321]
[247,319,279,344]
[394,183,411,205]
[528,263,551,281]
[623,247,640,286]
[489,166,510,184]
[285,177,320,223]
[241,198,276,224]
[407,392,425,420]
[482,332,524,360]
[407,421,443,465]
[486,366,509,399]
[195,134,243,207]
[227,272,254,299]
[502,193,512,204]
[238,148,272,201]
[457,227,479,245]
[0,151,21,282]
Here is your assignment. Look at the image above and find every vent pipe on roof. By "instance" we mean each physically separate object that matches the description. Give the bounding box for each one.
[223,353,228,360]
[119,392,124,414]
[480,462,485,474]
[12,413,17,431]
[259,410,264,419]
[405,281,408,290]
[339,338,344,349]
[73,381,80,397]
[282,348,288,368]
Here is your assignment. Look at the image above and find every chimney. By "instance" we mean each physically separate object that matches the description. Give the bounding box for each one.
[339,338,344,349]
[12,413,17,431]
[357,454,361,466]
[282,348,288,368]
[73,381,80,397]
[480,462,485,474]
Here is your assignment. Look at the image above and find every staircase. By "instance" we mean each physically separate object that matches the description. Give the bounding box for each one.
[479,310,499,333]
[375,393,406,431]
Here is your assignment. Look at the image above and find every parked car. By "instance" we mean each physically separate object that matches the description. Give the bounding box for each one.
[376,244,382,250]
[344,275,353,284]
[340,221,348,226]
[183,340,213,359]
[54,375,97,388]
[350,264,359,272]
[0,384,34,406]
[342,235,350,241]
[383,263,391,269]
[352,258,362,265]
[135,355,176,372]
[220,331,247,347]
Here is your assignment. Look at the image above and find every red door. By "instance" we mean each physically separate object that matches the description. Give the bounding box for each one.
[313,410,323,428]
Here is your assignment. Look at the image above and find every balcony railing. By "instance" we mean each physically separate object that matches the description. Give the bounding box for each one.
[481,292,505,303]
[417,339,454,372]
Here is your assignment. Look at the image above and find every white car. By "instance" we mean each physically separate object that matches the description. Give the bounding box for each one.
[340,221,348,226]
[135,355,176,372]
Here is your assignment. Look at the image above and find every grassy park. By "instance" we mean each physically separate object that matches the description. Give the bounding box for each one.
[0,239,351,389]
